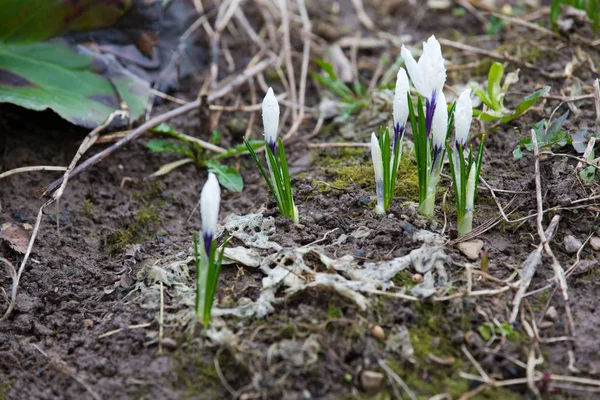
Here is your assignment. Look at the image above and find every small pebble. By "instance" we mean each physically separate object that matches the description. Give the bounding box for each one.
[538,321,554,329]
[371,325,385,340]
[545,306,559,322]
[160,337,178,350]
[590,236,600,251]
[83,319,94,329]
[456,239,484,261]
[564,235,582,254]
[360,370,384,391]
[412,273,424,284]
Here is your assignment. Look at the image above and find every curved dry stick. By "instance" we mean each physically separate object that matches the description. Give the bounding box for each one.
[0,166,67,180]
[1,199,53,321]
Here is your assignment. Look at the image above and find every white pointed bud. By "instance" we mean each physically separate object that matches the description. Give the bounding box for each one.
[370,132,385,214]
[454,89,473,149]
[393,68,410,132]
[262,87,279,148]
[401,35,446,101]
[201,172,221,238]
[431,91,448,152]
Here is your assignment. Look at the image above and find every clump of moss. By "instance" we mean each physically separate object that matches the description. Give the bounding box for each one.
[391,270,416,288]
[0,380,11,400]
[103,182,165,254]
[81,199,97,220]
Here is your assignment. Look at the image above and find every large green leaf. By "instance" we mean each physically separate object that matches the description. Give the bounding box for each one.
[0,0,133,44]
[0,0,150,128]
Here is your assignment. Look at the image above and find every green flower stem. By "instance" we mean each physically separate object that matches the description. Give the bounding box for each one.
[458,212,473,237]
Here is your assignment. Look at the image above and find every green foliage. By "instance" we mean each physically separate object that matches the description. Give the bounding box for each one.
[373,126,402,213]
[245,138,298,223]
[473,62,550,124]
[447,137,485,236]
[551,0,599,31]
[147,123,259,192]
[478,322,520,342]
[311,58,368,119]
[0,1,149,128]
[193,232,228,327]
[407,94,456,216]
[487,16,505,35]
[512,111,599,165]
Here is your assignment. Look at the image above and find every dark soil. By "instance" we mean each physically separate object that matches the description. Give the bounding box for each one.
[2,1,600,399]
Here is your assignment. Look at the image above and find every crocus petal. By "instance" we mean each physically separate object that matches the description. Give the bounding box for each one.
[431,91,448,161]
[370,132,385,213]
[454,89,473,149]
[201,172,221,253]
[393,68,410,133]
[419,35,446,100]
[262,87,279,152]
[401,45,425,98]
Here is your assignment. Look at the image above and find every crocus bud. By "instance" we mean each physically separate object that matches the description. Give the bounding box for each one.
[200,172,221,255]
[454,89,473,149]
[370,132,384,214]
[431,91,448,163]
[393,68,410,139]
[262,87,279,153]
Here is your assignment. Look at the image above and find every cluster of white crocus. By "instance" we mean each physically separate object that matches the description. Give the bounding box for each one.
[371,34,483,233]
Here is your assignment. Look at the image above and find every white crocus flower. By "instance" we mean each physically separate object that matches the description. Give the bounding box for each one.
[262,87,280,153]
[393,67,410,140]
[431,91,448,163]
[370,132,385,214]
[454,89,473,149]
[401,35,446,136]
[200,172,221,255]
[401,36,446,101]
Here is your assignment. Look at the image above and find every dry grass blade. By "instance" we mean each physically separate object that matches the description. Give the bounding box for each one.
[0,166,67,179]
[1,198,53,321]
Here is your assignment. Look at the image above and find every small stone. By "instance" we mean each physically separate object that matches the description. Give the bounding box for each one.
[590,236,600,251]
[456,239,484,261]
[538,321,554,329]
[411,273,424,284]
[545,306,559,322]
[360,370,384,391]
[564,235,582,254]
[160,337,178,350]
[371,325,385,340]
[83,319,94,328]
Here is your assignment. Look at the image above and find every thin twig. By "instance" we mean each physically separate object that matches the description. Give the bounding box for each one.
[530,129,573,336]
[0,166,67,179]
[377,359,417,400]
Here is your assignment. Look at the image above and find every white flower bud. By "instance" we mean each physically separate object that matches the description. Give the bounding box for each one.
[262,87,279,149]
[200,172,221,239]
